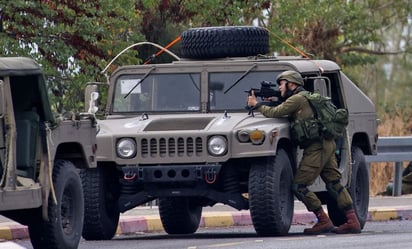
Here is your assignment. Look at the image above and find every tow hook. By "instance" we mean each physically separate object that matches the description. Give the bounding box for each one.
[124,171,137,181]
[205,168,217,184]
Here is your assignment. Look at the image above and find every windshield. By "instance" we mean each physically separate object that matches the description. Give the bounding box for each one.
[112,70,281,113]
[209,71,279,111]
[113,73,201,112]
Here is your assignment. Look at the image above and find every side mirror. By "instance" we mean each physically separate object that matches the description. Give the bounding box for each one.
[313,78,331,97]
[85,84,99,113]
[88,92,99,114]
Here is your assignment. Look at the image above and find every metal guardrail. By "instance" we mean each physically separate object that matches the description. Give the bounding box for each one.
[365,136,412,196]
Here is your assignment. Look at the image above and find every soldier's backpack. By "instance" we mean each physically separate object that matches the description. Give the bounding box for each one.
[290,91,348,145]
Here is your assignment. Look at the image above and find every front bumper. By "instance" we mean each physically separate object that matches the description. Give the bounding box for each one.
[121,164,222,183]
[118,164,248,212]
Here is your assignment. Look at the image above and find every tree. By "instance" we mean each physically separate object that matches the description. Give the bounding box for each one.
[0,0,144,112]
[263,1,411,64]
[133,0,273,62]
[252,1,412,127]
[1,0,411,118]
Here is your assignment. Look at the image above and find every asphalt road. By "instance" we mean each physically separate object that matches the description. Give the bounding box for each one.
[2,195,411,248]
[12,220,412,249]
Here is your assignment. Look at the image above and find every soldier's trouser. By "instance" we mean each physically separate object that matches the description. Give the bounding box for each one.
[293,139,353,212]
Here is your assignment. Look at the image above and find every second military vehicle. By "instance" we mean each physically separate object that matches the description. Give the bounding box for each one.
[0,57,97,249]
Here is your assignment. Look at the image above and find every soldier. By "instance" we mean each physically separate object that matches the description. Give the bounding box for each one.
[247,70,361,235]
[402,162,412,194]
[385,161,412,195]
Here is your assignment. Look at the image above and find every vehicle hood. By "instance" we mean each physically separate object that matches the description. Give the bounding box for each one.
[97,112,287,136]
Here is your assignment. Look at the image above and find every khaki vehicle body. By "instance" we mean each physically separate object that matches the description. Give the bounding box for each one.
[85,53,377,238]
[98,58,377,183]
[98,58,376,165]
[0,57,97,249]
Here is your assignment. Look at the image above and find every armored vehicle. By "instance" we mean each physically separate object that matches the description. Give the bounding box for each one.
[0,57,97,249]
[82,26,377,239]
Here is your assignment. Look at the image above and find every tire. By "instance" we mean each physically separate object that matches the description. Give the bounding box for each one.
[80,165,120,240]
[28,160,84,249]
[248,150,294,236]
[327,146,369,229]
[181,26,269,59]
[159,197,202,234]
[348,146,369,228]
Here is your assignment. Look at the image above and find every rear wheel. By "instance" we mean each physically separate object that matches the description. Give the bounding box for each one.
[80,165,120,240]
[248,150,294,236]
[327,146,369,228]
[29,160,84,249]
[348,146,369,228]
[159,197,202,234]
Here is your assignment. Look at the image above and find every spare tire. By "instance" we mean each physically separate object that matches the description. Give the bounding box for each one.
[181,26,269,59]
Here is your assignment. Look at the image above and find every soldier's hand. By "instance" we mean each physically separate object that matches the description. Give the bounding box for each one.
[247,90,258,107]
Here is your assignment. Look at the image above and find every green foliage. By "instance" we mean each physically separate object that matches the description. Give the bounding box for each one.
[265,0,406,64]
[129,1,273,62]
[0,0,144,112]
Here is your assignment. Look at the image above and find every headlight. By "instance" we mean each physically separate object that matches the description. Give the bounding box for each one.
[236,129,265,145]
[249,129,265,145]
[116,138,137,158]
[208,135,227,156]
[237,130,250,143]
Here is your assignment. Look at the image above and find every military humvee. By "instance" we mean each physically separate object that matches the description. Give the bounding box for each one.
[82,26,377,238]
[0,57,97,249]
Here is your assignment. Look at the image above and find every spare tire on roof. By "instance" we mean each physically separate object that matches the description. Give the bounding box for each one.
[181,26,269,59]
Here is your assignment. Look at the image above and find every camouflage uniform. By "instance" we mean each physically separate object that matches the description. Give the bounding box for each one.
[256,88,353,212]
[403,173,412,194]
[402,162,412,194]
[251,70,361,234]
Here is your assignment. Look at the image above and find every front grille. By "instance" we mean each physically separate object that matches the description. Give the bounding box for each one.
[141,137,203,158]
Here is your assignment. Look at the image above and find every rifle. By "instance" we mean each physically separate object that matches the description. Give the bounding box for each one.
[248,81,281,100]
[245,81,283,116]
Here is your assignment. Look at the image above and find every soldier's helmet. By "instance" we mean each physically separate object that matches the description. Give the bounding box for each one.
[276,70,304,86]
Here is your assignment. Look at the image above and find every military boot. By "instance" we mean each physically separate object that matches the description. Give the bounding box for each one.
[332,209,361,234]
[304,208,334,235]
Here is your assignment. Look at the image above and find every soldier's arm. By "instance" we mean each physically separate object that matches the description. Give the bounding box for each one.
[256,94,303,118]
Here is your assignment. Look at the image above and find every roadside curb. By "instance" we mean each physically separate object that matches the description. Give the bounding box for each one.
[1,207,411,240]
[368,206,412,221]
[0,222,28,240]
[115,207,412,235]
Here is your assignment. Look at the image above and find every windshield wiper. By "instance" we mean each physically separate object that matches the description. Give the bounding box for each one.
[223,63,257,94]
[124,66,155,99]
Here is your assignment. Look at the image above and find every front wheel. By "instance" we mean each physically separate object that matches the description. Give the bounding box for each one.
[28,160,84,249]
[248,150,294,236]
[159,197,202,234]
[80,165,120,240]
